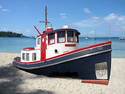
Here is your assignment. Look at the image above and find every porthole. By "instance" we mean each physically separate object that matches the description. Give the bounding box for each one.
[55,49,58,53]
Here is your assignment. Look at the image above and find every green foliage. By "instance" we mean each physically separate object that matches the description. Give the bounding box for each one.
[0,31,26,37]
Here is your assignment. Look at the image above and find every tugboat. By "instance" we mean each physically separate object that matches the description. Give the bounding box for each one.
[13,6,112,85]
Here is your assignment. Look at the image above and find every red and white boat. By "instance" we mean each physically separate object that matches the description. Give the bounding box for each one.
[13,6,112,85]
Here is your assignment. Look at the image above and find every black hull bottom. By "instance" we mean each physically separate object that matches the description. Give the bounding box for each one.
[18,51,111,80]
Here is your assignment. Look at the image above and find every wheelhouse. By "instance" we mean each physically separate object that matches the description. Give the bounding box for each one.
[45,28,80,58]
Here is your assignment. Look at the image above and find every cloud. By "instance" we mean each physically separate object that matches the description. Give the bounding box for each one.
[1,9,9,12]
[60,13,67,19]
[89,30,96,35]
[73,13,125,33]
[104,13,125,22]
[73,13,125,26]
[104,13,125,26]
[0,4,9,12]
[0,5,2,9]
[73,16,102,27]
[104,13,118,21]
[83,8,91,14]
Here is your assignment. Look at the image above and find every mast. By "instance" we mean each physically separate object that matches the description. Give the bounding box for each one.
[45,6,47,31]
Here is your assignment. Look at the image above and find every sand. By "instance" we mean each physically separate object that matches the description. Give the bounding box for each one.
[0,52,125,94]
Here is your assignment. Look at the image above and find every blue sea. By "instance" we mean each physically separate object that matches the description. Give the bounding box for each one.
[0,37,125,58]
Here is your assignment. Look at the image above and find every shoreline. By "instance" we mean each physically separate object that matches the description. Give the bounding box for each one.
[0,52,125,94]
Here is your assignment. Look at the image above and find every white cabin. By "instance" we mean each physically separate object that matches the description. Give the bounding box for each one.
[21,27,80,62]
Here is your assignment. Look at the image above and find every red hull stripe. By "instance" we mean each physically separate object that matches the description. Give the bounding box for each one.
[15,41,111,64]
[22,48,35,51]
[46,41,111,61]
[81,80,109,85]
[65,44,76,47]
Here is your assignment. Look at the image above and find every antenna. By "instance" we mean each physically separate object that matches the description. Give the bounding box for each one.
[45,6,47,31]
[40,6,52,31]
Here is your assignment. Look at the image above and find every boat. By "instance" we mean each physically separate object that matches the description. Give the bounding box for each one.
[119,27,125,40]
[120,36,125,40]
[85,33,88,40]
[85,37,88,40]
[13,6,112,85]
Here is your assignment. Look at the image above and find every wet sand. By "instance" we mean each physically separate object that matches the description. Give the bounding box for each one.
[0,53,125,94]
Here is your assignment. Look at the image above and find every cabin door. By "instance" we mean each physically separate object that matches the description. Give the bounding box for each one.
[41,35,46,61]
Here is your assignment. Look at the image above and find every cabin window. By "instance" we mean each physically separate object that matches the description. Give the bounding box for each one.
[37,37,41,45]
[75,32,79,42]
[48,33,55,44]
[22,53,25,60]
[26,53,29,61]
[32,53,36,61]
[57,31,65,43]
[67,31,74,42]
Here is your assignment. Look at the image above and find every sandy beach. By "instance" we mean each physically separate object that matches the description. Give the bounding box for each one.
[0,52,125,94]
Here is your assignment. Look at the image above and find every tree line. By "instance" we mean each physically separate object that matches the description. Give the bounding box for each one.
[0,31,26,37]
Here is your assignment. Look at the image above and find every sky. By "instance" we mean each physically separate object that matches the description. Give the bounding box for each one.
[0,0,125,37]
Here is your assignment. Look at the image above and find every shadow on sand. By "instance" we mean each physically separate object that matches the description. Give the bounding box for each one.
[0,64,54,94]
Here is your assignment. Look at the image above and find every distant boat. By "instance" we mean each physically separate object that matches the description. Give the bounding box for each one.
[120,37,125,40]
[85,36,88,40]
[119,27,125,40]
[85,33,88,40]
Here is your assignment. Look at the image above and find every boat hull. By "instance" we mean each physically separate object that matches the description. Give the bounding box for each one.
[13,42,111,80]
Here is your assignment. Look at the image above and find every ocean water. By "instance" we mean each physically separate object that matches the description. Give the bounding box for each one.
[0,37,35,53]
[0,37,125,58]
